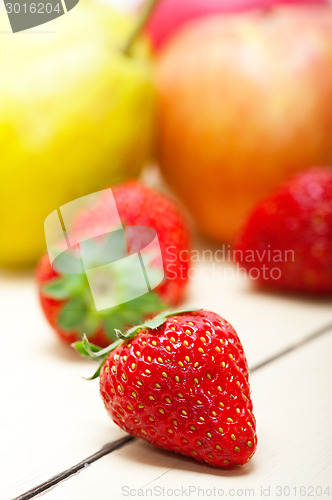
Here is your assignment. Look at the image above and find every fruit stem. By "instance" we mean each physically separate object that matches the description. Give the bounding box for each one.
[122,0,160,56]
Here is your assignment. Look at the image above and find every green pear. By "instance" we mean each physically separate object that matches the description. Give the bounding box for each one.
[0,0,155,267]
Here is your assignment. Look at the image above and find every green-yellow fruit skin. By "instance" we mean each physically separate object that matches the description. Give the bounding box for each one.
[0,0,155,268]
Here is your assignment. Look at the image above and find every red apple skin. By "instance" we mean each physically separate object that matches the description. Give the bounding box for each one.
[155,7,332,243]
[147,0,328,50]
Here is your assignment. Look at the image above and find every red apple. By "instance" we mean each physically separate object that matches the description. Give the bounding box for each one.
[146,0,328,50]
[155,6,332,243]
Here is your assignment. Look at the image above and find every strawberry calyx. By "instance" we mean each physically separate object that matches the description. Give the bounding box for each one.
[74,336,123,380]
[73,307,201,379]
[42,269,168,343]
[115,306,201,338]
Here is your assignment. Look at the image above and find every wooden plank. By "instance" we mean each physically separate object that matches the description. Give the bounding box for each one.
[1,259,332,498]
[41,329,332,500]
[0,274,126,500]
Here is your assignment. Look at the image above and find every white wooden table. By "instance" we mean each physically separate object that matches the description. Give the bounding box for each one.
[1,255,332,500]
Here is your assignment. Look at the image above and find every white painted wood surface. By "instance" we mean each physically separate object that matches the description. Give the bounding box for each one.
[43,331,332,500]
[0,273,126,500]
[1,258,332,499]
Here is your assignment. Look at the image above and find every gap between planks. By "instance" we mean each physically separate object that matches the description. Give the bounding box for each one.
[12,320,332,500]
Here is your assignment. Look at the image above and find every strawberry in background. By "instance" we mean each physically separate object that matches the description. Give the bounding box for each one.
[146,0,328,50]
[37,182,191,347]
[235,167,332,294]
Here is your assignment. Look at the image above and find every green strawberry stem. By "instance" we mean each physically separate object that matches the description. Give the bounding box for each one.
[122,0,161,56]
[73,308,201,379]
[42,255,169,343]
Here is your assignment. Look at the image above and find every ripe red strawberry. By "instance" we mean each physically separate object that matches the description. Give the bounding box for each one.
[235,167,332,294]
[76,309,257,468]
[37,181,191,347]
